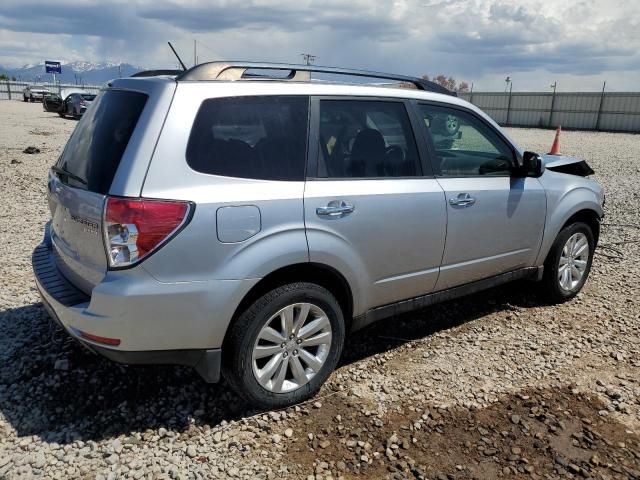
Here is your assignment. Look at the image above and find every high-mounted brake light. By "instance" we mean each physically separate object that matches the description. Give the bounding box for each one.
[104,197,191,268]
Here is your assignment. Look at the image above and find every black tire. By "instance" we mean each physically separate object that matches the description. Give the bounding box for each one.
[29,95,34,103]
[222,282,345,409]
[540,222,594,303]
[23,95,28,102]
[58,112,65,118]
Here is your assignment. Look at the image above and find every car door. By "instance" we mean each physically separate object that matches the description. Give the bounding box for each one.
[304,98,447,314]
[415,102,546,290]
[66,94,76,115]
[45,94,62,112]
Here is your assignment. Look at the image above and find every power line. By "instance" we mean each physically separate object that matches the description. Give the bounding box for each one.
[195,40,219,60]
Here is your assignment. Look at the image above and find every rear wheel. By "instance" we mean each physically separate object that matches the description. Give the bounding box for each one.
[541,222,594,303]
[222,282,345,409]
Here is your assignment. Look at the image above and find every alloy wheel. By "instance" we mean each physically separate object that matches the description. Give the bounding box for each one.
[558,232,589,291]
[252,303,332,393]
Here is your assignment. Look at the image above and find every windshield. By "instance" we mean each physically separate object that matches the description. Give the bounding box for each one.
[56,89,147,193]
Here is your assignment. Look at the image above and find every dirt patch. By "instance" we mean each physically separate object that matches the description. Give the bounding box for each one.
[283,387,640,479]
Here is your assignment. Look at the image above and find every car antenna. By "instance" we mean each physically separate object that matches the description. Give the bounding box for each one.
[168,42,187,71]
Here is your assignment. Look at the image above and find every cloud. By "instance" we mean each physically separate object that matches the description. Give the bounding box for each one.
[0,0,638,90]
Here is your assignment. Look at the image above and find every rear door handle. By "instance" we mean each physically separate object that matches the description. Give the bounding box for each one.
[449,193,476,207]
[316,200,355,218]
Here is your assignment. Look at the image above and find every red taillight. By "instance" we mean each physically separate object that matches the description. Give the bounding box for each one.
[104,197,190,268]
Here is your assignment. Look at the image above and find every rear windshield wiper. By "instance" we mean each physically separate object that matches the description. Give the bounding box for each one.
[51,165,88,186]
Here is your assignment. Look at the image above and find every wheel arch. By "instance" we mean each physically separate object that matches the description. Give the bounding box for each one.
[223,262,354,348]
[560,209,601,245]
[537,204,602,266]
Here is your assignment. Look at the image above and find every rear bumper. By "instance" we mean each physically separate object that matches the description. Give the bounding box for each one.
[35,280,221,382]
[31,230,256,382]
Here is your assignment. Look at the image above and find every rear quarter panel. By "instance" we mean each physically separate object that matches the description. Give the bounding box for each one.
[139,82,309,284]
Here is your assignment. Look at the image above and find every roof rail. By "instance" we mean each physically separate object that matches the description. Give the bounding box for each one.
[131,69,183,78]
[175,62,456,96]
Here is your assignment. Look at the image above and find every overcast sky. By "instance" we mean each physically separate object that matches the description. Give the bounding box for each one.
[1,0,638,91]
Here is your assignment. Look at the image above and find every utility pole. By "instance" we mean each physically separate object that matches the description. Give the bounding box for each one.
[118,64,122,78]
[300,53,316,66]
[194,40,197,67]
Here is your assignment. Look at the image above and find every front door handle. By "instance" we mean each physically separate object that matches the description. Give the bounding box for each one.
[316,200,355,218]
[449,193,476,207]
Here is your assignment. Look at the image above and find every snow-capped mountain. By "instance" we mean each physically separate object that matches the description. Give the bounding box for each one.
[0,61,146,84]
[62,61,128,73]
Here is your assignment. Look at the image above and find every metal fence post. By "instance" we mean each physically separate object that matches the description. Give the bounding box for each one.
[505,83,513,126]
[548,82,557,127]
[469,82,474,104]
[6,81,11,100]
[595,81,606,131]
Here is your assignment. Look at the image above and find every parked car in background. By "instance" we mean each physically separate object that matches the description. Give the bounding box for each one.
[61,92,96,119]
[32,62,604,409]
[43,89,96,118]
[23,85,50,102]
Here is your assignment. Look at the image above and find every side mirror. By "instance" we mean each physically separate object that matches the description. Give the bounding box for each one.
[522,151,545,178]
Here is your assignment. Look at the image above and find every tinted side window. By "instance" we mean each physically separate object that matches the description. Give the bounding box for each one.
[418,104,515,177]
[187,96,309,181]
[317,100,421,178]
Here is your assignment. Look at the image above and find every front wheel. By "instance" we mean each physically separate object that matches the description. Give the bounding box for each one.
[23,95,28,102]
[222,282,345,409]
[540,222,594,303]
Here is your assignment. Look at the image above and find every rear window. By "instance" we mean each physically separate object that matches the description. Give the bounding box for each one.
[186,96,309,181]
[81,94,96,101]
[56,90,147,193]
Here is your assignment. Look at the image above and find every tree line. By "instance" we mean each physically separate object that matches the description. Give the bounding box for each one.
[423,74,470,92]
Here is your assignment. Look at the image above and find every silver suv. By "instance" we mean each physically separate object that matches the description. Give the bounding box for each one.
[33,62,604,409]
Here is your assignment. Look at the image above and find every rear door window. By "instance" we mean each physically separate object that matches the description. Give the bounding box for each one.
[56,89,147,193]
[187,96,309,181]
[316,100,422,178]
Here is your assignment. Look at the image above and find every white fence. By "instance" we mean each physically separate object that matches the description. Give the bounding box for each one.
[459,91,640,132]
[0,81,102,100]
[3,81,640,132]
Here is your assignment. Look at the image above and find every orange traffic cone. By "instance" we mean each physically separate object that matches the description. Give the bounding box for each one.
[548,126,561,155]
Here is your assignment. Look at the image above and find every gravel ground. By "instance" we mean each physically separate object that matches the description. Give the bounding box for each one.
[0,99,639,479]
